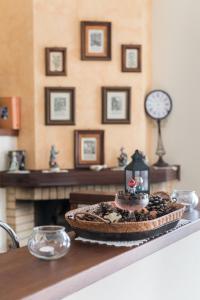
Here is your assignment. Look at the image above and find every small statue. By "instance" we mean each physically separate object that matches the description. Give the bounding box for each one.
[117,147,128,168]
[8,151,19,172]
[19,153,26,170]
[49,145,60,172]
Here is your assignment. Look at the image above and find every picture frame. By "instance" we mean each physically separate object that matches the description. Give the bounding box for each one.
[81,21,111,60]
[121,45,142,72]
[45,47,67,76]
[102,87,131,124]
[74,130,104,168]
[45,87,75,125]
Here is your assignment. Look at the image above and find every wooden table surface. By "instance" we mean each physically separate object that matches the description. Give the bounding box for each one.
[0,209,199,300]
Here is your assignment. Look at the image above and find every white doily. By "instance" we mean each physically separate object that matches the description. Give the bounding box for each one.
[75,219,190,247]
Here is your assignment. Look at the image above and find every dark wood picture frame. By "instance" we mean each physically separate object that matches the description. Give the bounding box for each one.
[74,130,104,169]
[102,87,131,124]
[81,21,111,61]
[45,47,67,76]
[121,45,142,72]
[45,87,75,125]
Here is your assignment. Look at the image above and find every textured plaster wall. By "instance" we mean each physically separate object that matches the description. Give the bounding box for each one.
[0,0,152,170]
[0,0,34,250]
[0,0,35,168]
[33,0,152,169]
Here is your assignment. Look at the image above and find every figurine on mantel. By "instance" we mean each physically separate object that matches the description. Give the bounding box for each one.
[7,150,29,173]
[8,151,19,172]
[49,145,60,172]
[117,147,128,169]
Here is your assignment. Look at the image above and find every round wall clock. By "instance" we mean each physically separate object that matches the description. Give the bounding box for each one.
[145,90,172,120]
[144,90,173,168]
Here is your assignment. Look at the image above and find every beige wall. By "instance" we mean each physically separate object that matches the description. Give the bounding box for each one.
[0,0,35,248]
[0,0,152,169]
[0,0,36,167]
[32,0,152,169]
[152,0,200,193]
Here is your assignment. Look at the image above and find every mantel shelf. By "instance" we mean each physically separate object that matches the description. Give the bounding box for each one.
[0,166,180,188]
[0,128,19,136]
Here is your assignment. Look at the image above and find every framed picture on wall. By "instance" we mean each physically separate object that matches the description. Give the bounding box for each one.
[74,130,104,168]
[45,87,75,125]
[121,45,142,72]
[45,47,67,76]
[102,87,131,124]
[80,21,111,60]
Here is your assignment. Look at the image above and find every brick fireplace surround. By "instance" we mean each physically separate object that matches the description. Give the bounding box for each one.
[0,167,180,247]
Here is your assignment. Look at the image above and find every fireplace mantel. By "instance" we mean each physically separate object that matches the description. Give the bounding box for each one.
[0,166,180,188]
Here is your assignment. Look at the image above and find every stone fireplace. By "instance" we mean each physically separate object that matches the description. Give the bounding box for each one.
[6,184,123,246]
[0,167,180,247]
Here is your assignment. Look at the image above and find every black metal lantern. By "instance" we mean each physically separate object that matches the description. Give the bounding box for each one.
[125,150,150,194]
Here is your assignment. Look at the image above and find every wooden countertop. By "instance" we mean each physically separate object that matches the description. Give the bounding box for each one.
[0,166,180,188]
[0,208,199,300]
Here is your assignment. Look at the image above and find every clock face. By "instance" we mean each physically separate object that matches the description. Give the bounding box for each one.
[145,90,172,120]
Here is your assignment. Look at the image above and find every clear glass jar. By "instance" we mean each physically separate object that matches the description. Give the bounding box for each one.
[171,190,199,211]
[28,226,70,260]
[115,192,149,211]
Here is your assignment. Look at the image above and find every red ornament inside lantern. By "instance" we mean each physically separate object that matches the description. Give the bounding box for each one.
[128,178,137,188]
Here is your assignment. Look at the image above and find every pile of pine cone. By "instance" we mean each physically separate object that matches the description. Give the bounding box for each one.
[79,194,177,223]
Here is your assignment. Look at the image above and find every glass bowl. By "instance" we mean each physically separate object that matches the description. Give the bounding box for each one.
[115,192,149,212]
[27,226,70,260]
[171,190,199,211]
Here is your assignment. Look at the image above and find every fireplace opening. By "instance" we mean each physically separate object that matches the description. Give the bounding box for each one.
[34,200,70,230]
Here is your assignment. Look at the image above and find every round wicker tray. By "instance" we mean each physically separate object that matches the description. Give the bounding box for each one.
[65,202,185,234]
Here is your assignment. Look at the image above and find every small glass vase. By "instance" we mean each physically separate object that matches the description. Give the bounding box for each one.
[171,190,199,211]
[28,226,70,260]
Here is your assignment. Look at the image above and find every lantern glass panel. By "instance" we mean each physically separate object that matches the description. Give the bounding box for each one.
[125,170,133,189]
[134,170,149,192]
